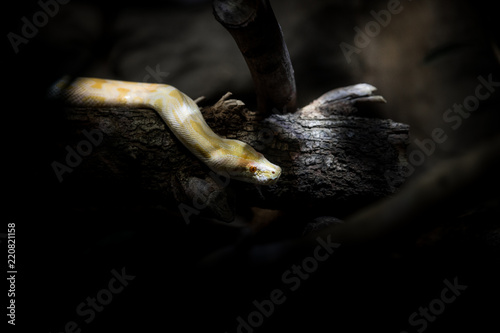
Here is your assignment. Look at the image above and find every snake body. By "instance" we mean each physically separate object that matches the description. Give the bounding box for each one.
[53,77,281,185]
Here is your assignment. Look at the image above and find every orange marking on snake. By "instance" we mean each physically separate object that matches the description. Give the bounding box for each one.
[56,77,282,185]
[169,89,185,104]
[90,79,106,89]
[117,88,131,103]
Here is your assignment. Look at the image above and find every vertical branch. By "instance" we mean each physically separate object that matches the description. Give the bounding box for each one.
[213,0,297,115]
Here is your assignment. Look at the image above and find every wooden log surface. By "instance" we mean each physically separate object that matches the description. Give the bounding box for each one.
[52,84,409,222]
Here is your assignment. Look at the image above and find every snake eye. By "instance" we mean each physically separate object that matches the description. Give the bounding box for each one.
[249,166,257,173]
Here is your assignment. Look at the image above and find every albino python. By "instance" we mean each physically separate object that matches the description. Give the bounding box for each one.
[51,77,281,185]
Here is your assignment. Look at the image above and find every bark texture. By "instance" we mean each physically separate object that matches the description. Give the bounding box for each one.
[53,84,409,221]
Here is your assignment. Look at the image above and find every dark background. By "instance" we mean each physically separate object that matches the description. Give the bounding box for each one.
[5,0,500,332]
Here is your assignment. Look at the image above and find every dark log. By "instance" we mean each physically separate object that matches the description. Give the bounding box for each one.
[213,0,297,115]
[309,133,500,244]
[51,84,408,222]
[199,134,500,267]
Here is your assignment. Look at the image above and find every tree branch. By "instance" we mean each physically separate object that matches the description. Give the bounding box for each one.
[213,0,297,115]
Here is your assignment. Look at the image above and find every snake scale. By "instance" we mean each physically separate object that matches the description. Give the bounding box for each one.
[51,77,281,185]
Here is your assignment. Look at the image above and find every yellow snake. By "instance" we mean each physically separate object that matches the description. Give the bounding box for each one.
[52,77,281,185]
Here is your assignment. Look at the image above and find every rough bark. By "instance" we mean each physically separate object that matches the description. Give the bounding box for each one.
[53,84,409,222]
[199,135,500,267]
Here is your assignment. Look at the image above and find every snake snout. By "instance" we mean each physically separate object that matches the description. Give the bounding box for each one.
[262,163,281,185]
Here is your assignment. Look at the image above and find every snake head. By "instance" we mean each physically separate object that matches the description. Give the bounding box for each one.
[228,159,282,185]
[246,158,282,185]
[218,140,282,185]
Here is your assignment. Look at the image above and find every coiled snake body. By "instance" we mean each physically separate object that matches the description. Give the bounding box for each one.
[53,77,281,185]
